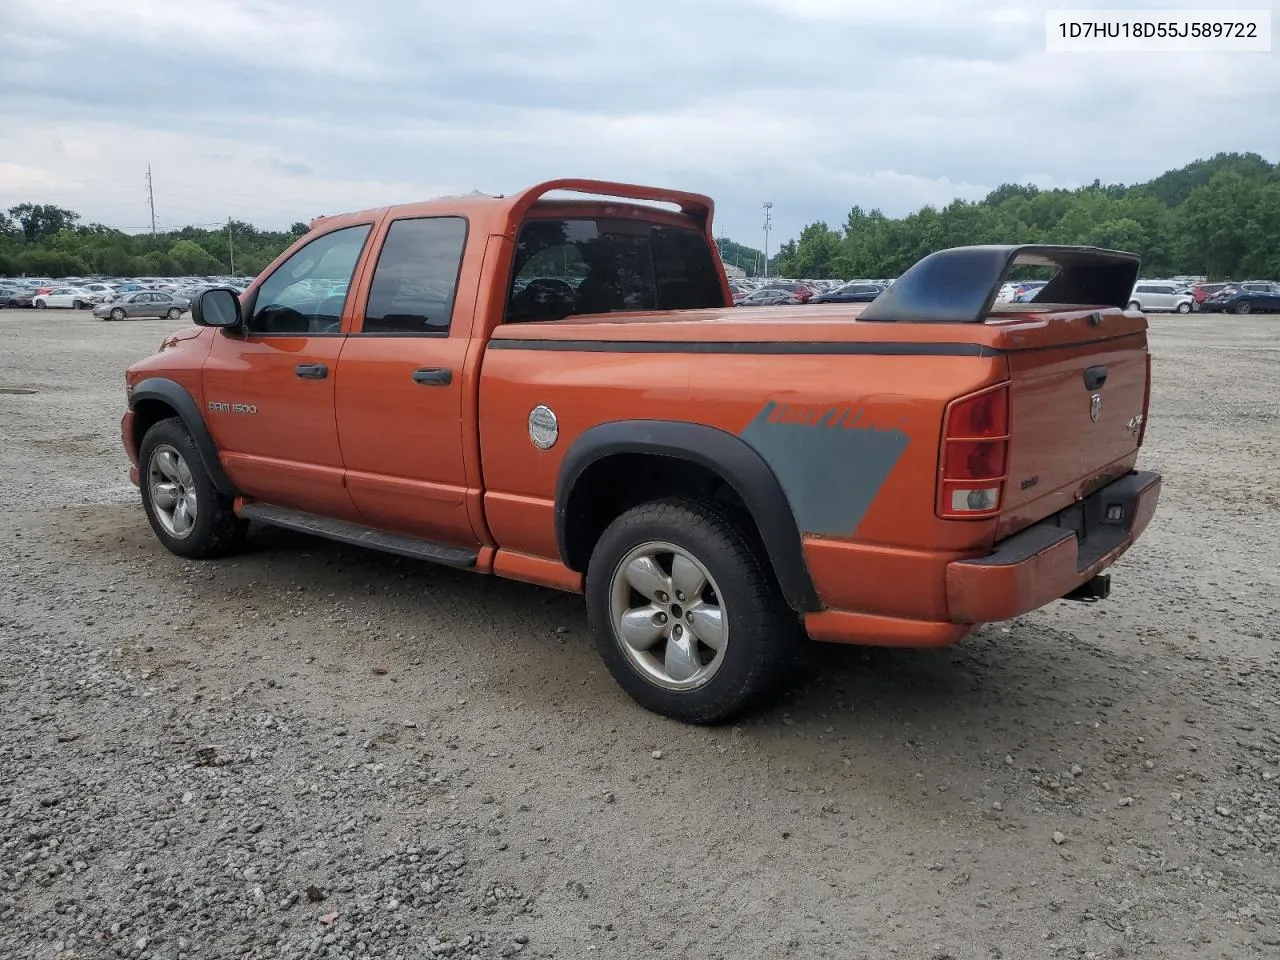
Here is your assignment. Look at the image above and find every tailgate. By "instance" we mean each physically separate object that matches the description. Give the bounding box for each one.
[997,318,1150,538]
[856,242,1152,541]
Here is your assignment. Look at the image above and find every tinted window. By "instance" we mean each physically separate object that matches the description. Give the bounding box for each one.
[505,217,724,322]
[155,293,172,302]
[249,224,371,335]
[363,217,467,335]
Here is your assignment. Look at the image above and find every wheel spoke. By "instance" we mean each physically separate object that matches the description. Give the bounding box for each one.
[177,457,194,487]
[686,601,725,651]
[618,605,666,652]
[184,491,198,519]
[155,450,181,482]
[663,630,701,683]
[670,553,707,602]
[173,499,192,534]
[152,482,179,510]
[624,556,671,603]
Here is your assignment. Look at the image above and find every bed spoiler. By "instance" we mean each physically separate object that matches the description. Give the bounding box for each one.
[858,244,1141,323]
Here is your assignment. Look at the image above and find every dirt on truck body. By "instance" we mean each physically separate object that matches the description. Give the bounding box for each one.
[119,179,1161,722]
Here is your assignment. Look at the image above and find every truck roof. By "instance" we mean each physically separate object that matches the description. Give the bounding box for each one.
[308,178,717,237]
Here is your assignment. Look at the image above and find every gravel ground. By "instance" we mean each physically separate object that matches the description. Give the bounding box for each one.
[1,307,1277,960]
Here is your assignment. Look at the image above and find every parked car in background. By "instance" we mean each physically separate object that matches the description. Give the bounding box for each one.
[1188,282,1230,304]
[759,279,816,302]
[93,291,191,320]
[1198,281,1280,315]
[736,287,802,306]
[1,288,35,308]
[1127,281,1194,314]
[80,282,119,299]
[33,286,104,309]
[811,281,884,304]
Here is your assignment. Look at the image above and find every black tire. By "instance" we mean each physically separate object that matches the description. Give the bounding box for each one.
[1235,300,1252,315]
[138,417,247,559]
[167,307,182,319]
[110,307,126,321]
[1126,301,1140,311]
[1176,302,1191,314]
[35,300,46,309]
[585,496,801,724]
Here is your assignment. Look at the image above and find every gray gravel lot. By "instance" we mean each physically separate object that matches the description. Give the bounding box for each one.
[1,307,1278,960]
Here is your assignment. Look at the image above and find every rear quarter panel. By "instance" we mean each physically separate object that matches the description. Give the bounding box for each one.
[478,344,1006,614]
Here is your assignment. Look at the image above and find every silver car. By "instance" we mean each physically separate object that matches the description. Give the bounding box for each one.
[93,291,191,321]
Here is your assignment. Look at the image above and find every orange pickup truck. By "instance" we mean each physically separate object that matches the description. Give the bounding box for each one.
[120,179,1161,722]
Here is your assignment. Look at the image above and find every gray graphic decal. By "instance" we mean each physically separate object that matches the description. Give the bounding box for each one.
[739,400,910,537]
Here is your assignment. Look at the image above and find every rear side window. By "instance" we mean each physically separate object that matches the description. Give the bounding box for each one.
[504,217,724,322]
[363,216,468,335]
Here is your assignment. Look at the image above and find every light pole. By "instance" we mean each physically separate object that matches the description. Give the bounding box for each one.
[762,202,772,280]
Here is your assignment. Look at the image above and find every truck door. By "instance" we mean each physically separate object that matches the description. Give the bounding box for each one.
[333,215,480,547]
[202,223,372,521]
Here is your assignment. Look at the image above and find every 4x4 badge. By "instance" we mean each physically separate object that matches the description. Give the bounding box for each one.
[1090,394,1101,422]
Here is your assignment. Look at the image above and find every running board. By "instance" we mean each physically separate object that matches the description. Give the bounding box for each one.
[238,503,478,568]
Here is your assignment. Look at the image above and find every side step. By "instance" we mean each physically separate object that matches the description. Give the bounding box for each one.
[238,503,478,568]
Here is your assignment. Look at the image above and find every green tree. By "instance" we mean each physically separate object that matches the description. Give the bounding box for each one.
[7,203,81,244]
[169,239,223,274]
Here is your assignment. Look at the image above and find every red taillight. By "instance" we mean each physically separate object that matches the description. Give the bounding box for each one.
[938,383,1011,519]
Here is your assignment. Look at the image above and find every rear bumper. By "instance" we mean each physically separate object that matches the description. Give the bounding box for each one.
[946,470,1161,624]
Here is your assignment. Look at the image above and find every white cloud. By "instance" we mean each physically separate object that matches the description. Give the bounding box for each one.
[1,0,1277,243]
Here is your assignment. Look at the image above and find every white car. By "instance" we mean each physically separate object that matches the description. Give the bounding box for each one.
[32,286,103,309]
[1127,281,1194,314]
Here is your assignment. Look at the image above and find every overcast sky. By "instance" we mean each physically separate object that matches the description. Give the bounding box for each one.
[2,0,1277,246]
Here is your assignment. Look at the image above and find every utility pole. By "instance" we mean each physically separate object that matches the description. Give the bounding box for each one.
[145,164,156,235]
[227,218,235,275]
[762,202,773,280]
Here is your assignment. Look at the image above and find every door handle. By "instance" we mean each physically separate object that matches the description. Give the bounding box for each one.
[1083,365,1107,390]
[412,367,453,386]
[295,363,328,380]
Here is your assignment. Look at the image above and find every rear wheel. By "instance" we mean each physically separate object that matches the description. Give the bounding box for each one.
[1235,300,1252,315]
[139,417,246,559]
[585,496,800,724]
[1176,302,1191,314]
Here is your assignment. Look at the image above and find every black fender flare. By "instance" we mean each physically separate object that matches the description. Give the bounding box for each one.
[130,377,238,497]
[554,420,822,613]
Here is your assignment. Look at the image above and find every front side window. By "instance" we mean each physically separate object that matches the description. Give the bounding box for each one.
[248,224,371,335]
[504,217,724,323]
[362,217,467,335]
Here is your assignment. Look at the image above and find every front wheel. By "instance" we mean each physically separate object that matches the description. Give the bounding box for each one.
[585,497,800,724]
[166,307,182,319]
[1126,300,1140,311]
[1235,300,1252,315]
[35,300,47,309]
[110,307,125,321]
[139,417,247,559]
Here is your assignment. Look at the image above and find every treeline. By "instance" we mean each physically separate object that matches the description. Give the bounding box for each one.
[770,152,1280,281]
[4,152,1277,281]
[0,204,307,277]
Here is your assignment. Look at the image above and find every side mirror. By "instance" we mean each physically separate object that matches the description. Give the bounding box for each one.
[192,287,242,328]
